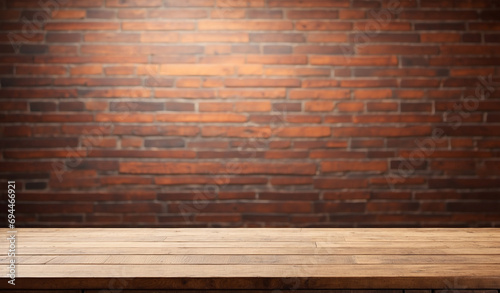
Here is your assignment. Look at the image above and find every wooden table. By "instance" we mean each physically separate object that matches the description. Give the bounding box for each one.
[1,228,499,291]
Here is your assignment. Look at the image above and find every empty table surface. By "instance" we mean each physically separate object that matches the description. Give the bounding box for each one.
[0,228,499,290]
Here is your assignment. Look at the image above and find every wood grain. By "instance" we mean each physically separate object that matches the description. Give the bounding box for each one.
[0,228,499,290]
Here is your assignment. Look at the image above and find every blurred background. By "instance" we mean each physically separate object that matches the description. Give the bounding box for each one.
[0,0,499,227]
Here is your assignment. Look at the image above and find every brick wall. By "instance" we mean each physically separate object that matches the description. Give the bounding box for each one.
[1,0,499,227]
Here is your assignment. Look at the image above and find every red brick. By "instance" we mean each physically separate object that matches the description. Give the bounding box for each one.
[430,178,500,189]
[175,78,201,88]
[122,22,195,31]
[148,10,207,19]
[199,20,293,30]
[87,9,115,19]
[104,66,134,75]
[399,10,477,20]
[263,45,292,54]
[321,161,387,172]
[334,126,432,137]
[89,150,195,158]
[420,33,461,43]
[1,114,93,123]
[155,177,264,186]
[294,45,352,54]
[234,101,271,112]
[354,68,447,77]
[0,10,21,20]
[1,77,52,87]
[260,192,318,201]
[342,79,398,88]
[159,64,233,76]
[289,89,350,99]
[210,9,246,19]
[144,138,184,148]
[53,77,140,87]
[51,10,86,19]
[420,0,490,8]
[84,32,140,43]
[19,203,93,214]
[105,0,161,6]
[287,10,338,19]
[439,126,500,137]
[265,67,330,76]
[415,22,466,31]
[180,33,248,43]
[246,55,307,64]
[45,22,119,31]
[118,9,146,19]
[165,0,214,6]
[265,150,308,159]
[324,191,370,200]
[270,177,313,185]
[269,0,349,7]
[247,10,282,19]
[302,79,339,88]
[155,89,215,99]
[311,56,398,66]
[156,113,247,123]
[307,33,348,42]
[0,137,79,149]
[314,178,368,189]
[339,10,366,19]
[401,79,440,88]
[120,162,316,175]
[366,102,398,112]
[16,65,66,75]
[218,89,286,99]
[296,21,352,31]
[70,65,102,75]
[441,45,500,55]
[250,33,305,42]
[305,101,335,112]
[203,78,224,88]
[95,113,154,123]
[81,44,203,55]
[201,126,271,138]
[225,78,300,87]
[0,101,27,111]
[199,102,232,112]
[272,102,301,112]
[354,21,411,31]
[204,45,231,54]
[336,102,364,112]
[237,65,263,75]
[274,127,330,137]
[367,202,419,213]
[2,126,31,137]
[29,102,56,112]
[121,137,143,148]
[358,45,439,55]
[170,202,310,213]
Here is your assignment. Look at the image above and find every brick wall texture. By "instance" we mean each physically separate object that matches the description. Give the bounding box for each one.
[1,0,500,227]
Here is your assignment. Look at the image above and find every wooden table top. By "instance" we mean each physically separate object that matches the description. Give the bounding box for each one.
[1,228,499,290]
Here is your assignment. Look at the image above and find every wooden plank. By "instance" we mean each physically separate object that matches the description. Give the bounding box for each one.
[9,246,500,255]
[0,228,499,290]
[2,254,500,265]
[1,240,498,249]
[2,264,500,278]
[9,235,500,242]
